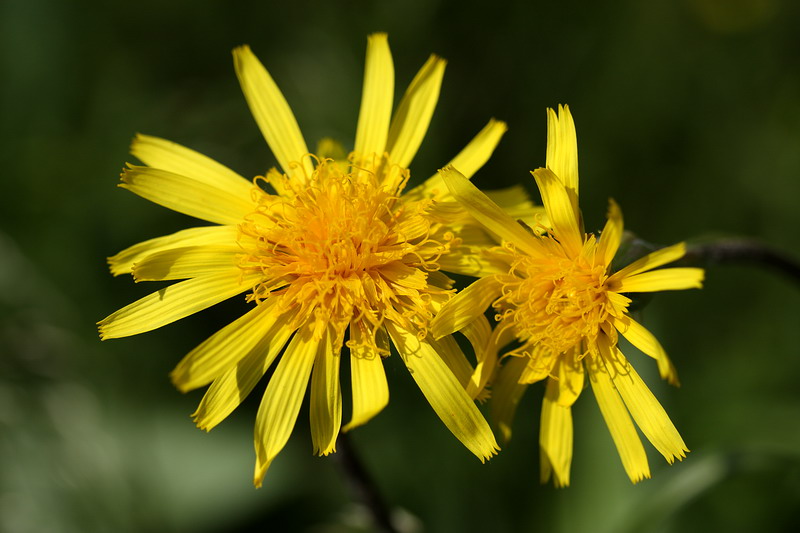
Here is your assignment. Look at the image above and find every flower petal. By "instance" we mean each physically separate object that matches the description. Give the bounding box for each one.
[600,338,688,464]
[343,324,389,432]
[387,323,499,461]
[132,245,241,281]
[531,167,583,258]
[412,119,507,200]
[555,351,584,407]
[545,105,579,204]
[130,134,252,197]
[191,303,297,431]
[428,334,473,389]
[587,358,651,483]
[386,54,446,168]
[233,45,313,181]
[253,323,318,487]
[430,275,502,339]
[490,355,529,443]
[108,225,238,276]
[120,166,254,225]
[310,326,342,456]
[460,314,494,398]
[437,243,511,277]
[540,378,573,487]
[613,315,679,386]
[171,298,281,392]
[596,199,624,268]
[616,267,705,293]
[609,242,686,281]
[439,167,544,257]
[98,270,260,339]
[354,33,394,160]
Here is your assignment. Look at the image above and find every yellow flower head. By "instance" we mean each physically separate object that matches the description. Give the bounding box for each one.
[99,34,502,487]
[432,105,704,486]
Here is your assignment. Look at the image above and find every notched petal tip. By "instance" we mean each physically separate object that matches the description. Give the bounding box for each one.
[479,443,501,463]
[169,370,194,394]
[232,44,252,57]
[488,117,509,133]
[190,410,213,432]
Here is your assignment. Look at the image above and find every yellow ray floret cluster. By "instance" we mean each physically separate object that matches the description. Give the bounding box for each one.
[100,33,509,487]
[432,105,704,486]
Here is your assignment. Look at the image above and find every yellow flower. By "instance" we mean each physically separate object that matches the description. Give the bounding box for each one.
[99,33,501,487]
[432,105,704,486]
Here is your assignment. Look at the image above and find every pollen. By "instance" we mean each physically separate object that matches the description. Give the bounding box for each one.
[236,157,453,349]
[495,236,612,358]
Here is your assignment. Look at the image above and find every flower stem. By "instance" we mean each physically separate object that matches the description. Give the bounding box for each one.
[685,238,800,284]
[335,432,398,533]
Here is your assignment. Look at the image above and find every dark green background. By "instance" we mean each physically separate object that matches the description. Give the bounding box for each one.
[2,0,799,531]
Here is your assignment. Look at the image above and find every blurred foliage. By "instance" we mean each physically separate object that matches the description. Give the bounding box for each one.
[1,0,799,531]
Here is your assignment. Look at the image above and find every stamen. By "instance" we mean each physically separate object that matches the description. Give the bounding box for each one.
[235,156,452,351]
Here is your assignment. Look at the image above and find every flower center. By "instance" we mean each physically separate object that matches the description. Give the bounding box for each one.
[496,241,610,357]
[236,157,453,349]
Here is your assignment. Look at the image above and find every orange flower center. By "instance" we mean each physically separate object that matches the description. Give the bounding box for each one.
[496,239,611,357]
[235,157,453,349]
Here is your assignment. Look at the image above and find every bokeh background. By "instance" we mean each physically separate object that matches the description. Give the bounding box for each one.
[2,0,799,531]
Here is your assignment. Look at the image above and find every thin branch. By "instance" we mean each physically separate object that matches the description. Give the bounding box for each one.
[684,238,800,284]
[334,432,398,533]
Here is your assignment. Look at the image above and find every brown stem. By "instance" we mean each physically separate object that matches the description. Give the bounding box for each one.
[684,238,800,284]
[334,432,398,533]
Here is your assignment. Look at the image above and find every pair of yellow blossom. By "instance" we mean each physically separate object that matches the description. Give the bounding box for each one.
[100,33,703,487]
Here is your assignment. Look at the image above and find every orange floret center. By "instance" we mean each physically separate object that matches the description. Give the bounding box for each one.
[496,237,612,358]
[235,157,454,350]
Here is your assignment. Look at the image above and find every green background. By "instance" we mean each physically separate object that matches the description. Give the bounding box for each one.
[2,0,799,531]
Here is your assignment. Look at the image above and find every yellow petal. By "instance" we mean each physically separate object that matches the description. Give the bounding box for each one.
[343,324,389,431]
[531,167,583,258]
[612,315,679,386]
[485,185,541,220]
[132,245,240,281]
[108,225,238,276]
[587,358,651,483]
[439,167,544,257]
[428,334,473,390]
[386,55,446,168]
[460,315,493,398]
[609,242,686,281]
[171,297,281,392]
[555,351,585,407]
[310,326,342,456]
[387,323,499,461]
[412,119,507,201]
[233,45,313,182]
[130,134,252,198]
[191,303,297,431]
[490,355,529,443]
[600,338,688,464]
[545,105,580,206]
[445,119,507,179]
[596,199,624,268]
[540,378,573,487]
[354,33,394,160]
[120,166,254,225]
[616,267,705,293]
[519,344,557,384]
[437,244,511,277]
[253,323,318,487]
[430,276,502,338]
[98,270,260,339]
